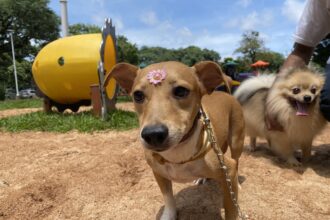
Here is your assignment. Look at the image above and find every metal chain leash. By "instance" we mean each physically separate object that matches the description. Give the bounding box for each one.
[200,107,246,220]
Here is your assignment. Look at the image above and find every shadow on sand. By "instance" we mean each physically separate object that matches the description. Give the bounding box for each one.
[246,142,330,177]
[155,176,247,220]
[155,180,224,220]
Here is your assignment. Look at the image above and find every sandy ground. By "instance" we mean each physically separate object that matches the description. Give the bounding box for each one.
[0,103,329,220]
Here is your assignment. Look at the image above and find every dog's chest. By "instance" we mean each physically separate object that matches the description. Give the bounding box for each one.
[287,115,325,142]
[155,162,204,183]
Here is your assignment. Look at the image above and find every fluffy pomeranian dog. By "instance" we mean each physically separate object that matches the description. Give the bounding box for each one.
[234,68,327,165]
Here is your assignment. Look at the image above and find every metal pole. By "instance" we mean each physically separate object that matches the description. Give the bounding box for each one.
[98,61,107,120]
[60,0,69,37]
[9,32,19,98]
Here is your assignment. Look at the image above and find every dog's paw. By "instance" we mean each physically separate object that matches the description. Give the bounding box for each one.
[247,145,256,152]
[160,207,177,220]
[286,157,302,167]
[193,178,208,185]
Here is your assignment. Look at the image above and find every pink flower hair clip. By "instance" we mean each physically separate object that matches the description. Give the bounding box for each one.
[147,69,166,85]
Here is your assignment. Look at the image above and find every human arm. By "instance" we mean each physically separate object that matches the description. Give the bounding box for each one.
[280,43,314,73]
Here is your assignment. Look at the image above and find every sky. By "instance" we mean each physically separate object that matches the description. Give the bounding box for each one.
[48,0,307,59]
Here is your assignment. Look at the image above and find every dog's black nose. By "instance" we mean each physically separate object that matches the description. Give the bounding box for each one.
[304,95,312,103]
[141,124,169,147]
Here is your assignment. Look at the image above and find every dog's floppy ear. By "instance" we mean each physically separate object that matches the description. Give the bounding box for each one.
[193,61,231,94]
[104,63,138,94]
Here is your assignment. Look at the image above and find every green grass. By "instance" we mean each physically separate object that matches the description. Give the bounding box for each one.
[0,96,131,111]
[0,109,138,133]
[116,95,132,103]
[0,98,43,110]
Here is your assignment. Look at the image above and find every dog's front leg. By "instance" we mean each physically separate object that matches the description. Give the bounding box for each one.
[220,170,238,220]
[271,137,301,166]
[301,140,313,163]
[153,171,176,220]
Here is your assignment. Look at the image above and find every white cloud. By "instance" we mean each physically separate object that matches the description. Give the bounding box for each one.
[195,34,242,58]
[92,13,124,31]
[113,17,124,31]
[281,0,306,23]
[226,10,274,31]
[177,27,192,37]
[241,11,258,30]
[123,24,193,49]
[237,0,252,7]
[140,11,159,26]
[224,18,239,28]
[91,0,105,7]
[123,24,241,59]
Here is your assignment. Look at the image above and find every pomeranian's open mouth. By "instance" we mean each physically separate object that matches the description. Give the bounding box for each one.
[289,98,313,116]
[295,101,309,116]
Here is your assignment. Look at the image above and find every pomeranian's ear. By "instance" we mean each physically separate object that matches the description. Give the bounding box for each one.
[193,61,231,94]
[313,70,325,87]
[104,63,138,94]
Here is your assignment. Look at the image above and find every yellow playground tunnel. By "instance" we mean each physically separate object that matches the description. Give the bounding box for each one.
[32,20,117,113]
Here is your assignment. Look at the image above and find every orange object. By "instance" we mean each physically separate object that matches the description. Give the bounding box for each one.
[251,60,269,67]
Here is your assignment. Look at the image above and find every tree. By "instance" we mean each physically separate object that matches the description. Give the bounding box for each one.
[0,0,60,60]
[180,46,220,66]
[117,35,139,65]
[138,46,220,67]
[223,57,235,64]
[201,48,221,62]
[138,47,178,66]
[180,46,207,66]
[235,57,251,73]
[0,0,60,89]
[5,60,33,89]
[69,23,101,35]
[312,34,330,68]
[235,31,265,63]
[256,50,284,72]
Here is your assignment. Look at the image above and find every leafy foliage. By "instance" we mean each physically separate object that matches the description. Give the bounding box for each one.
[235,31,265,63]
[232,57,251,73]
[232,30,285,73]
[4,60,33,89]
[256,50,284,72]
[138,46,220,67]
[0,0,60,89]
[69,23,101,35]
[117,35,139,65]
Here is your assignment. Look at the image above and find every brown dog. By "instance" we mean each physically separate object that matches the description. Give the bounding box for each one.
[105,61,245,220]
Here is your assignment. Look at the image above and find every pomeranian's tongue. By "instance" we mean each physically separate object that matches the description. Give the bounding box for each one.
[296,101,308,116]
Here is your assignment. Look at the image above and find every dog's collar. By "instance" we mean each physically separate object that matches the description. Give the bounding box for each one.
[152,127,211,165]
[265,112,284,132]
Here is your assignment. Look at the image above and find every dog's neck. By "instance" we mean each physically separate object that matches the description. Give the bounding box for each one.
[179,111,201,143]
[154,119,208,164]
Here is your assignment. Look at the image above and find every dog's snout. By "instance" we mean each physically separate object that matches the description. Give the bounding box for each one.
[141,124,169,148]
[304,95,312,103]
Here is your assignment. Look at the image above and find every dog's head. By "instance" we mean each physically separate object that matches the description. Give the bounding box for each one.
[272,68,324,116]
[105,61,227,151]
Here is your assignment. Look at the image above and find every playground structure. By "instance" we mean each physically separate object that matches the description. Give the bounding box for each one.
[32,19,117,117]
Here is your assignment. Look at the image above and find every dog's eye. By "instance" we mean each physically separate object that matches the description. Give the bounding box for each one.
[311,86,317,94]
[292,87,300,94]
[133,91,145,103]
[173,86,190,99]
